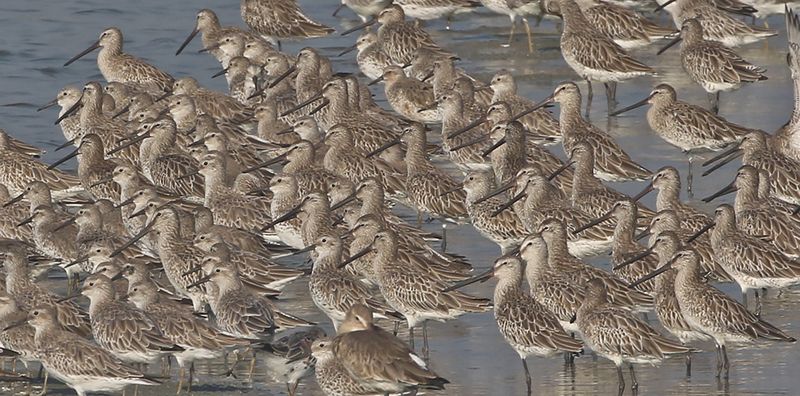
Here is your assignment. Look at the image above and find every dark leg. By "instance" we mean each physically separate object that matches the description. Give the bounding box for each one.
[629,363,638,391]
[686,353,692,377]
[522,358,532,396]
[687,155,694,198]
[721,345,730,379]
[505,17,517,48]
[616,365,625,396]
[409,326,415,351]
[709,92,720,114]
[604,82,618,112]
[585,79,593,118]
[422,322,430,360]
[714,344,723,378]
[188,362,194,393]
[564,333,576,365]
[393,321,400,336]
[754,290,762,317]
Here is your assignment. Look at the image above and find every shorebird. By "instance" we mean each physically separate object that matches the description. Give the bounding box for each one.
[339,32,391,80]
[577,200,658,293]
[186,258,278,339]
[0,132,79,197]
[539,219,653,308]
[522,82,651,182]
[0,185,33,243]
[703,131,800,205]
[771,7,800,162]
[49,133,120,202]
[175,8,262,62]
[447,256,583,394]
[335,0,393,21]
[21,205,88,290]
[240,0,334,46]
[518,233,584,337]
[458,170,527,254]
[631,249,796,379]
[395,0,481,28]
[576,278,693,392]
[658,18,767,113]
[543,0,655,113]
[566,142,655,221]
[64,27,174,94]
[330,304,449,393]
[633,166,712,234]
[704,165,800,257]
[654,0,776,47]
[0,291,38,375]
[38,86,83,144]
[438,92,493,169]
[479,0,541,52]
[79,273,181,365]
[612,83,753,191]
[505,171,616,257]
[126,278,250,393]
[310,337,379,395]
[172,77,255,127]
[309,234,401,330]
[375,66,439,123]
[342,229,490,351]
[617,231,709,376]
[18,305,159,396]
[341,5,454,65]
[1,240,90,336]
[489,71,561,143]
[575,0,677,49]
[703,205,800,312]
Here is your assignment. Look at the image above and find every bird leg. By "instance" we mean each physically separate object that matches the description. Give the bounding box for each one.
[687,155,694,198]
[409,326,416,351]
[721,345,730,379]
[422,322,430,360]
[289,380,299,396]
[604,82,618,111]
[629,363,638,391]
[522,18,534,54]
[755,290,762,317]
[616,365,625,395]
[522,358,532,396]
[187,362,194,393]
[686,353,692,377]
[504,17,517,48]
[441,224,448,252]
[709,92,720,114]
[715,344,723,378]
[176,366,185,394]
[585,79,593,118]
[248,349,257,381]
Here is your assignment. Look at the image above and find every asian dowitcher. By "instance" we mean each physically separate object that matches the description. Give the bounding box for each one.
[64,27,174,94]
[330,304,449,393]
[543,0,655,112]
[658,18,767,113]
[632,249,795,379]
[447,256,583,395]
[576,278,693,392]
[240,0,334,46]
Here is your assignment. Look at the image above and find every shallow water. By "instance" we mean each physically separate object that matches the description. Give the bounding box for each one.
[0,0,799,395]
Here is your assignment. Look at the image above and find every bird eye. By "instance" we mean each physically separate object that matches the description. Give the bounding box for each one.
[215,268,221,273]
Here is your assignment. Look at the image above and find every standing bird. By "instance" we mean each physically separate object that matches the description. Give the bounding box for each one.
[631,249,796,379]
[64,27,174,94]
[479,0,541,53]
[576,279,693,393]
[658,18,767,113]
[445,256,583,395]
[240,0,334,46]
[543,0,654,114]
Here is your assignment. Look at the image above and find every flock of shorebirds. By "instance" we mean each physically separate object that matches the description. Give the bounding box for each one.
[1,0,800,395]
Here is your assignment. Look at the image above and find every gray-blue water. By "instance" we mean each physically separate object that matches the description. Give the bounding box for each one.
[1,0,799,395]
